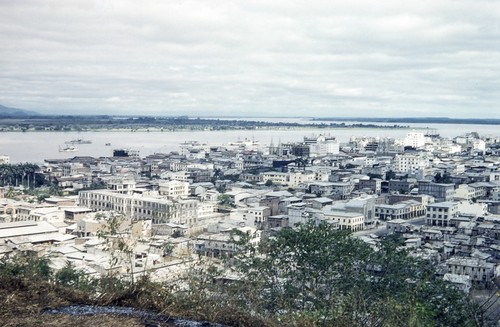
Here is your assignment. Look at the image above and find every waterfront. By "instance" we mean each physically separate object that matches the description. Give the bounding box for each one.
[0,121,499,163]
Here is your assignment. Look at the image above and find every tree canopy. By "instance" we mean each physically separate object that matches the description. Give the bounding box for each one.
[218,221,480,326]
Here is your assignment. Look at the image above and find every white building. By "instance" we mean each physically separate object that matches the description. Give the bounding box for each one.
[454,184,486,201]
[404,131,425,148]
[158,180,189,199]
[261,172,288,185]
[304,135,340,156]
[456,201,488,217]
[323,210,364,232]
[0,155,10,164]
[288,171,316,187]
[375,200,426,221]
[425,202,459,227]
[394,154,429,175]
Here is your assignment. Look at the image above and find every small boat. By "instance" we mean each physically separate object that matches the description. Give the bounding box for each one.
[105,143,111,146]
[59,145,79,152]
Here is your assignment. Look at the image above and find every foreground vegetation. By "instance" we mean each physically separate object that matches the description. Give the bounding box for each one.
[0,222,485,326]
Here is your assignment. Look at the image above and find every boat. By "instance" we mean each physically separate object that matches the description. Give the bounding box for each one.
[105,143,111,146]
[59,145,79,152]
[65,139,92,144]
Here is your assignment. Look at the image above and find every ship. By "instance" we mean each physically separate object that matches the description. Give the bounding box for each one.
[59,145,79,152]
[65,139,92,144]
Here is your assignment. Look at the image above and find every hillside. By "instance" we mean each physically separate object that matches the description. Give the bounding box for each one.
[0,104,39,117]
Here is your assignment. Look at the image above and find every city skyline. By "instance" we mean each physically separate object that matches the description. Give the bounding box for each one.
[1,0,499,118]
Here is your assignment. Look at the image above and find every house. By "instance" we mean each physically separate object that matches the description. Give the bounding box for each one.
[195,226,261,257]
[445,257,495,289]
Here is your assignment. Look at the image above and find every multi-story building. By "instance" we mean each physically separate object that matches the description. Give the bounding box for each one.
[288,171,316,187]
[323,210,364,232]
[331,195,377,227]
[404,131,425,148]
[375,200,425,220]
[107,178,137,195]
[418,181,455,202]
[79,190,173,224]
[454,184,486,201]
[394,154,429,175]
[389,179,417,194]
[304,135,340,157]
[425,202,459,227]
[245,206,271,229]
[358,179,382,195]
[261,172,288,185]
[158,180,189,199]
[309,182,354,199]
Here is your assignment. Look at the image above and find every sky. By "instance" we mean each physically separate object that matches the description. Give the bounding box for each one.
[0,0,499,118]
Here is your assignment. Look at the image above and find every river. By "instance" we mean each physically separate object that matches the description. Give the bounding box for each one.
[0,120,498,163]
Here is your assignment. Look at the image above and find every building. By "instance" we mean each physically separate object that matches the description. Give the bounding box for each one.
[309,182,354,199]
[445,257,495,289]
[195,226,261,257]
[304,134,340,157]
[418,181,455,202]
[394,154,429,175]
[375,200,426,220]
[389,179,417,194]
[386,219,412,234]
[358,179,382,195]
[323,210,364,232]
[158,180,189,199]
[78,190,174,224]
[64,207,93,223]
[261,172,288,185]
[404,131,425,148]
[426,202,459,227]
[330,195,377,227]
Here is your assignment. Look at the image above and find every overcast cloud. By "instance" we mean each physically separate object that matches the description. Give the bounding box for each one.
[0,0,499,117]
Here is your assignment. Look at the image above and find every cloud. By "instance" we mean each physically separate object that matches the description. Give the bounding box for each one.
[0,0,499,118]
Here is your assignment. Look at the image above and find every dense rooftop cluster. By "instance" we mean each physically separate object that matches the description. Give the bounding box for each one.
[1,130,500,324]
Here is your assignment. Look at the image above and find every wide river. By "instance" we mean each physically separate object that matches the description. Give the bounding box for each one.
[0,119,498,164]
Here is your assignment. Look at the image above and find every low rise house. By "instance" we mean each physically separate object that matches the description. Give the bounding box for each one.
[445,257,495,289]
[195,226,261,257]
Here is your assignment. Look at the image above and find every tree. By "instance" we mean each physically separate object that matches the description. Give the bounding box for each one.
[294,157,308,171]
[96,212,137,284]
[220,221,480,326]
[54,261,95,291]
[265,179,273,187]
[217,194,234,208]
[385,170,396,181]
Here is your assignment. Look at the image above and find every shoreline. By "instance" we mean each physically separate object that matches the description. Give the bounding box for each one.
[0,124,412,133]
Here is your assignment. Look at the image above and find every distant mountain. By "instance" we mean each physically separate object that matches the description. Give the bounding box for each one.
[0,104,40,117]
